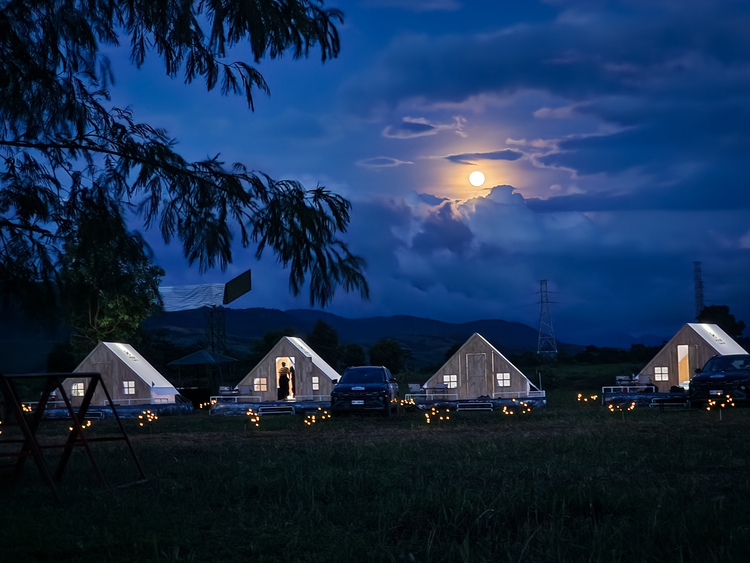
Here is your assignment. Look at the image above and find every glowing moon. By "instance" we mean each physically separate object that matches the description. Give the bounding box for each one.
[469,170,485,187]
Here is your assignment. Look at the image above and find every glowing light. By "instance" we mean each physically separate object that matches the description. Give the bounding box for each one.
[577,393,599,404]
[246,408,261,427]
[303,407,331,426]
[469,170,485,187]
[424,406,452,424]
[68,420,92,432]
[138,409,158,428]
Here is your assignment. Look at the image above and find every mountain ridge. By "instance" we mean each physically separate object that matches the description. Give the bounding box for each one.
[143,307,584,368]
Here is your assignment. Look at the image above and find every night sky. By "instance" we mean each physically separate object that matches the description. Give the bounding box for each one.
[107,0,750,347]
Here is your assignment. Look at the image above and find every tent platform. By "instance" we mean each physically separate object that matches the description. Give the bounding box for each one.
[602,391,690,408]
[411,396,547,411]
[42,402,194,420]
[209,400,331,416]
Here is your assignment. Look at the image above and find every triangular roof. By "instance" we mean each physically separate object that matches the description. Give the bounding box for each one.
[76,342,178,395]
[468,333,500,354]
[431,332,532,384]
[685,323,747,354]
[168,349,237,366]
[284,336,339,381]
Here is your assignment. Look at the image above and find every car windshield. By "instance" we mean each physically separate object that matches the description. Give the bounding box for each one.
[703,356,750,372]
[339,368,386,384]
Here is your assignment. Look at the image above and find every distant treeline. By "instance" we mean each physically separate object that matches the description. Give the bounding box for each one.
[507,343,663,367]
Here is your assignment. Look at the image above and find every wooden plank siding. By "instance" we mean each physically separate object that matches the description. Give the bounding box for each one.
[236,337,339,401]
[423,333,533,399]
[65,343,174,407]
[638,324,748,391]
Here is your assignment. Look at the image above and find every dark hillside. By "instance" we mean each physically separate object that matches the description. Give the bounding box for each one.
[143,307,583,369]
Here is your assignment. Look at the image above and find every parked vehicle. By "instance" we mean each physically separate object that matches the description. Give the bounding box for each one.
[330,366,399,416]
[689,354,750,407]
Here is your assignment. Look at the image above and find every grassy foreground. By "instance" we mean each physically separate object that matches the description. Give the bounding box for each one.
[2,395,750,562]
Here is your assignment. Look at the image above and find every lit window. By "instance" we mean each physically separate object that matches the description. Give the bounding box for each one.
[71,382,85,397]
[496,373,511,387]
[253,378,268,392]
[654,366,669,381]
[312,376,320,391]
[123,381,135,395]
[443,374,458,389]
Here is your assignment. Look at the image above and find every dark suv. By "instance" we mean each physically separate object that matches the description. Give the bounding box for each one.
[330,366,399,416]
[689,354,750,407]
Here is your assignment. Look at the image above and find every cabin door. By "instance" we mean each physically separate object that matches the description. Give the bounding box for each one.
[466,353,489,398]
[276,356,297,400]
[677,345,690,388]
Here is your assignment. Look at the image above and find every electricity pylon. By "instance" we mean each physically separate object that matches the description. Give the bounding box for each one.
[537,280,558,357]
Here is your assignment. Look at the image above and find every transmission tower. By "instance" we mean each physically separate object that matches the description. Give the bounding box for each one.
[694,261,704,319]
[205,305,226,353]
[537,280,558,357]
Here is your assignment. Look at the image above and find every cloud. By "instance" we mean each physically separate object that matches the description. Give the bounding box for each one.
[534,103,586,119]
[323,181,749,345]
[362,0,461,12]
[356,156,414,169]
[339,1,750,212]
[444,149,524,165]
[415,192,448,206]
[383,116,466,139]
[411,202,474,256]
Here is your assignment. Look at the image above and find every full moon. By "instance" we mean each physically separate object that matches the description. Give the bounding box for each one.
[469,170,485,187]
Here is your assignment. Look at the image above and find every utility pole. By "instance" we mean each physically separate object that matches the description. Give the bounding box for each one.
[694,261,704,319]
[537,280,558,357]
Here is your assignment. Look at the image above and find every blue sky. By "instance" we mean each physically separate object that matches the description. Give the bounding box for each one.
[108,0,750,347]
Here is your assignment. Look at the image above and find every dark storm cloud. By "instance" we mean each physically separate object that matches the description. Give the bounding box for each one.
[411,202,474,256]
[344,3,750,109]
[341,2,750,213]
[445,149,524,165]
[541,98,750,175]
[350,187,741,344]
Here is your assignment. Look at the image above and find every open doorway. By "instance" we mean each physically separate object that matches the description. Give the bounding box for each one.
[275,356,297,401]
[677,345,690,388]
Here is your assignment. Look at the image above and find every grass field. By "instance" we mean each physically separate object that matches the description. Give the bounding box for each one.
[2,391,750,562]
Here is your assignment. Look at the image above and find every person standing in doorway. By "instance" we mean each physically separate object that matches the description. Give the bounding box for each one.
[278,362,290,400]
[288,364,295,399]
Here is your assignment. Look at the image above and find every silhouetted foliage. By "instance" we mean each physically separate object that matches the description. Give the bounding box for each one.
[369,338,404,374]
[248,327,297,366]
[0,0,367,317]
[58,192,163,356]
[46,341,79,373]
[339,343,366,369]
[628,343,662,363]
[306,320,339,368]
[698,305,746,338]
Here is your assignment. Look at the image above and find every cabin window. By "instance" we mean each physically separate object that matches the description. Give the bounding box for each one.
[312,376,320,391]
[496,372,511,387]
[71,382,85,397]
[443,374,458,389]
[253,377,268,392]
[123,381,136,395]
[654,366,669,381]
